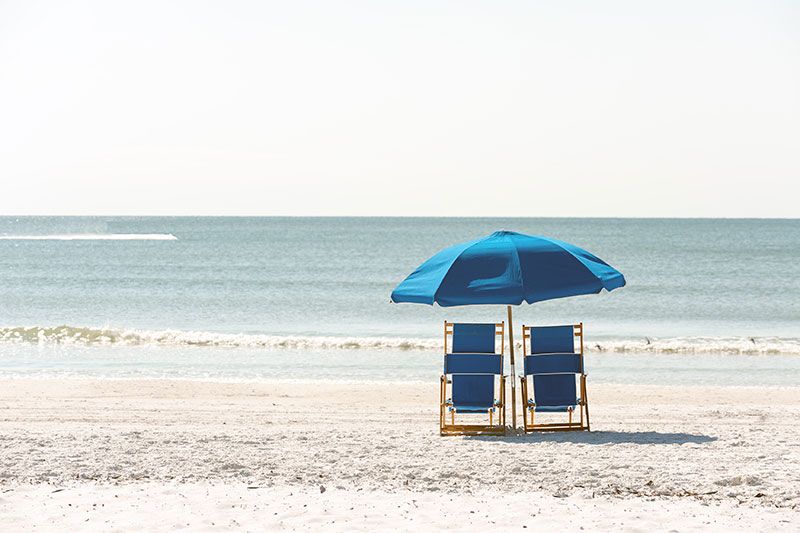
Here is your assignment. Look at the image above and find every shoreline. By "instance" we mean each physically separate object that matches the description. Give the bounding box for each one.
[2,375,800,396]
[1,374,800,393]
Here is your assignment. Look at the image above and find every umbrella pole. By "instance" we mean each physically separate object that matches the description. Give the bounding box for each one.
[507,305,517,431]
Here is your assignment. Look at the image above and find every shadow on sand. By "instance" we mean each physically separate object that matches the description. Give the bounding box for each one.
[468,430,717,445]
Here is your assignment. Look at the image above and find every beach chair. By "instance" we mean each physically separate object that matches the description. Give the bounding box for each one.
[440,321,506,436]
[520,323,590,432]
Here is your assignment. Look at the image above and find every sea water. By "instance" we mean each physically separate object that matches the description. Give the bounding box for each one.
[0,217,798,385]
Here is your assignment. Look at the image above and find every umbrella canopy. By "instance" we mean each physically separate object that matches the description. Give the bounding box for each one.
[390,230,625,431]
[391,230,625,306]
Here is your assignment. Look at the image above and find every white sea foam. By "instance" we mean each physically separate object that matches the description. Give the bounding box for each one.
[0,234,178,241]
[0,326,440,351]
[589,336,800,355]
[0,326,799,355]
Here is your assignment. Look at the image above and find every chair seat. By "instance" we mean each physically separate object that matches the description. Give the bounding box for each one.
[447,399,499,413]
[527,398,580,412]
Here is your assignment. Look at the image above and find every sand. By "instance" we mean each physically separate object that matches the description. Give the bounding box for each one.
[1,378,798,531]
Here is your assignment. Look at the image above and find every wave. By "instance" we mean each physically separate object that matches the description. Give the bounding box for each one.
[589,337,800,355]
[0,234,177,241]
[0,326,440,351]
[0,326,799,355]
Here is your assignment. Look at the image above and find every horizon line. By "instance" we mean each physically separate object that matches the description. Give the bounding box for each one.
[0,214,798,220]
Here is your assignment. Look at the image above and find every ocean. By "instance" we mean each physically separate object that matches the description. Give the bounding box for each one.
[1,216,798,385]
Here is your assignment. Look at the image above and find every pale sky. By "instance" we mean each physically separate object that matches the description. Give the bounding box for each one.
[1,1,798,217]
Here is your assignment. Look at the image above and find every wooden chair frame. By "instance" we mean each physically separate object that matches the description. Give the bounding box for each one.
[519,322,590,432]
[440,321,507,436]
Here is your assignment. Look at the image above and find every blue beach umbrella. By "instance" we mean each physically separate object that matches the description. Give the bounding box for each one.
[390,230,625,429]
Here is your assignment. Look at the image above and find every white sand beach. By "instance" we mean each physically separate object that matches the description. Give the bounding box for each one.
[1,378,798,531]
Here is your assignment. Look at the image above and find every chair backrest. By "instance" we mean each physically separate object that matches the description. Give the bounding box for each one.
[523,324,583,408]
[444,322,504,408]
[450,323,499,354]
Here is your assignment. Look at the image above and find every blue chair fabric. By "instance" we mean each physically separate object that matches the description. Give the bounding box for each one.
[447,323,499,412]
[445,353,503,375]
[451,323,497,353]
[528,326,580,412]
[530,325,575,354]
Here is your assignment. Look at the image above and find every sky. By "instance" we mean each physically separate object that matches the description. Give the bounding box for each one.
[0,0,798,217]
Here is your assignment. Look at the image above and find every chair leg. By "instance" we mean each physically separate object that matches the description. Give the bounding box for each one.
[501,376,506,427]
[489,409,493,426]
[585,402,590,431]
[569,409,573,425]
[451,410,455,426]
[582,375,591,431]
[520,377,528,431]
[439,375,446,433]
